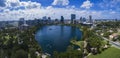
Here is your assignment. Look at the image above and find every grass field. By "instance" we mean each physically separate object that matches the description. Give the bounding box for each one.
[88,47,120,58]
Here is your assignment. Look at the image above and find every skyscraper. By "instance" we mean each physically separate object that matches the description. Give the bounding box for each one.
[80,17,83,23]
[89,15,93,23]
[42,16,47,20]
[60,16,64,23]
[47,17,51,22]
[71,14,76,24]
[48,17,51,20]
[19,18,25,26]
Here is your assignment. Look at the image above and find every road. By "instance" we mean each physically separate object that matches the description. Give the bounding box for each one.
[97,34,120,49]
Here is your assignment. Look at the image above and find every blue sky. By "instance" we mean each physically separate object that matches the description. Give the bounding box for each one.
[0,0,120,21]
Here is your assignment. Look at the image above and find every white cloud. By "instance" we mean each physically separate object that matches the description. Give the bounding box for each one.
[0,0,120,21]
[46,6,53,9]
[5,0,20,7]
[81,0,93,9]
[20,1,41,9]
[4,0,41,9]
[0,0,41,21]
[99,0,120,11]
[3,9,10,13]
[52,0,69,6]
[110,11,116,14]
[66,5,75,9]
[1,6,119,21]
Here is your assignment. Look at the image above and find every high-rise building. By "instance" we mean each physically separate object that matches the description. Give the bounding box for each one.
[48,17,51,20]
[80,17,87,23]
[80,17,83,23]
[71,14,76,24]
[89,15,93,23]
[42,16,47,20]
[60,16,64,23]
[19,18,25,26]
[83,17,86,22]
[48,17,52,24]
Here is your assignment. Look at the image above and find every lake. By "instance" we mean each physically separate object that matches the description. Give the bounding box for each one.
[35,25,82,54]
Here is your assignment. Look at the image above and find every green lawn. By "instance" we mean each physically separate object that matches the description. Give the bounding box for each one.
[88,47,120,58]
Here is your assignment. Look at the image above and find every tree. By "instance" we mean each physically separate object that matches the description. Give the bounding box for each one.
[53,45,82,58]
[29,48,37,58]
[14,49,28,58]
[87,36,102,54]
[103,32,112,38]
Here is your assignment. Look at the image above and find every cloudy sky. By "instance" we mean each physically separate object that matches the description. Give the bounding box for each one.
[0,0,120,21]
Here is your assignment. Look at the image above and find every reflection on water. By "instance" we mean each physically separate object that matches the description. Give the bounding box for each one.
[35,25,82,54]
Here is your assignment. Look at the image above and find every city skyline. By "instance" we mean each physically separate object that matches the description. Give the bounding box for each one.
[0,0,120,21]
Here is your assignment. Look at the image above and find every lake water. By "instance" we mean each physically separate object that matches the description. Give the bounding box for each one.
[35,25,82,54]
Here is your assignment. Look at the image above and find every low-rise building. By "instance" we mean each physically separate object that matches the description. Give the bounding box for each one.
[109,33,119,40]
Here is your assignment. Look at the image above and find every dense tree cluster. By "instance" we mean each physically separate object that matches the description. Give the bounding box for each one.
[53,45,82,58]
[0,26,42,58]
[97,21,120,28]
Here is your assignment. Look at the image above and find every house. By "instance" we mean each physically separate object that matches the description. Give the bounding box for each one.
[109,33,119,40]
[109,30,113,33]
[117,29,120,32]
